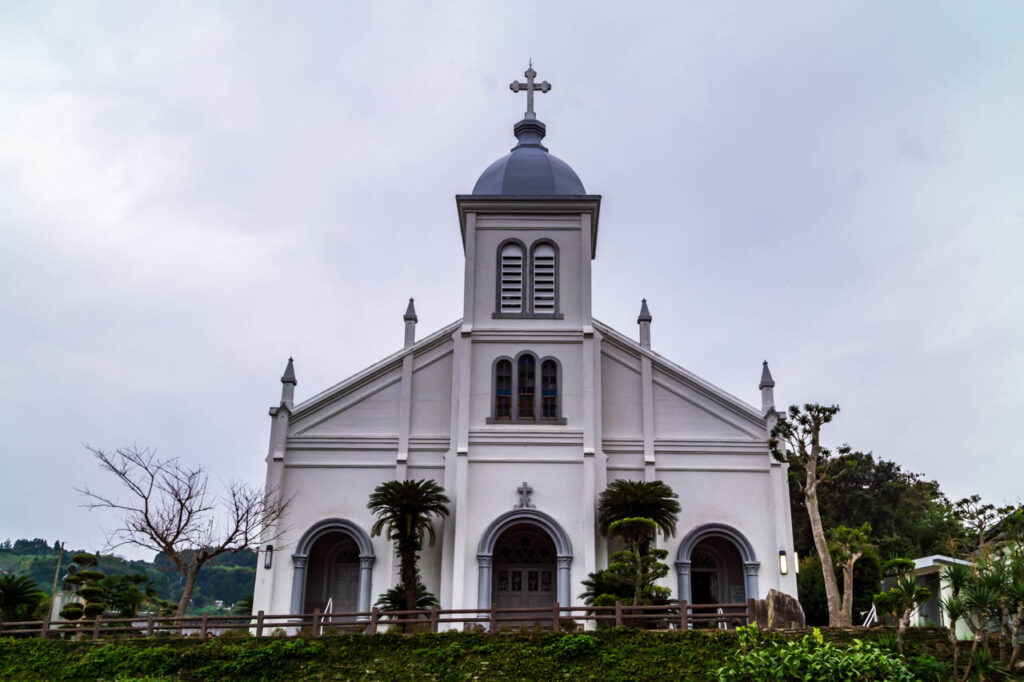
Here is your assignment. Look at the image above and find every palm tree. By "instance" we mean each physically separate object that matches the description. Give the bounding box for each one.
[367,479,450,614]
[597,479,680,550]
[0,575,45,622]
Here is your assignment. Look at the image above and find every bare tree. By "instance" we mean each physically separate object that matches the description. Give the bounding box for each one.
[78,445,288,617]
[771,404,848,627]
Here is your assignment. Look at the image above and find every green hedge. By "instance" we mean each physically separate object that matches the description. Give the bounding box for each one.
[0,628,950,681]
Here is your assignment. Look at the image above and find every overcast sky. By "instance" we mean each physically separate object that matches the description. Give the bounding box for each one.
[1,2,1021,560]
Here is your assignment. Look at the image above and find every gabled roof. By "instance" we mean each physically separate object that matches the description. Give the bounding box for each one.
[289,319,461,422]
[593,318,765,427]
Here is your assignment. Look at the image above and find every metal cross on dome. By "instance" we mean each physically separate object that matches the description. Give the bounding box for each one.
[509,60,551,120]
[516,481,535,509]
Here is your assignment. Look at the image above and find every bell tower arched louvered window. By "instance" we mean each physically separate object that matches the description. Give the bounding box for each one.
[531,243,556,314]
[499,242,524,313]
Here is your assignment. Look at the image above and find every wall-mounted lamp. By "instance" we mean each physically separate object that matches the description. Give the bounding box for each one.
[794,551,800,574]
[264,544,274,570]
[779,550,789,575]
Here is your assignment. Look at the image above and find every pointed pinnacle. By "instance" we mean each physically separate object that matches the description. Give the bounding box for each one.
[281,357,297,385]
[637,298,652,323]
[404,298,418,322]
[759,360,775,389]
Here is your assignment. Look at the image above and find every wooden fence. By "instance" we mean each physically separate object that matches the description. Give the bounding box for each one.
[0,600,756,641]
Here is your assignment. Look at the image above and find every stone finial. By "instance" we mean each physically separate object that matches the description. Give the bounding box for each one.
[637,299,652,349]
[404,298,418,348]
[281,357,297,385]
[759,360,775,416]
[280,357,296,409]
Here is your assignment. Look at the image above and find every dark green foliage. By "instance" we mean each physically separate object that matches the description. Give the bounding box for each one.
[796,551,881,626]
[578,571,632,605]
[0,629,952,681]
[787,450,965,562]
[597,480,680,542]
[0,575,44,622]
[0,540,256,613]
[375,580,439,612]
[100,573,159,617]
[367,479,450,613]
[717,626,916,681]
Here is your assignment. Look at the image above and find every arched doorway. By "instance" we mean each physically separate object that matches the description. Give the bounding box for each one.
[304,531,361,613]
[676,523,759,607]
[492,523,556,611]
[290,518,375,615]
[476,509,573,617]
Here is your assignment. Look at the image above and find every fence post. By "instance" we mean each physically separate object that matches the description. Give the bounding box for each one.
[615,601,623,628]
[552,601,560,632]
[92,615,102,641]
[746,599,757,627]
[430,605,439,633]
[312,608,321,636]
[39,614,50,639]
[200,612,209,638]
[146,613,155,637]
[489,603,498,634]
[256,610,265,638]
[368,607,379,635]
[678,599,688,630]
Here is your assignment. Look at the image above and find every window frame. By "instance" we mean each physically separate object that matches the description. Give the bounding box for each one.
[492,238,563,319]
[494,238,527,316]
[487,353,566,425]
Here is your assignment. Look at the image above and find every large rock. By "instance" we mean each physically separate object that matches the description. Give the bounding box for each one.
[764,588,805,629]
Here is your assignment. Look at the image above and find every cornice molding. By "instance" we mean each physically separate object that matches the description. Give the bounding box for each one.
[455,195,602,258]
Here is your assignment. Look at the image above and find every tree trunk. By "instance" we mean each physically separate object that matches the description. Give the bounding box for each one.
[839,553,860,628]
[1007,605,1023,673]
[805,478,842,627]
[400,548,418,614]
[176,567,200,618]
[896,610,910,656]
[947,621,959,680]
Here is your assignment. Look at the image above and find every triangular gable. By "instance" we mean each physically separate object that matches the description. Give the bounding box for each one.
[593,319,765,437]
[288,320,461,436]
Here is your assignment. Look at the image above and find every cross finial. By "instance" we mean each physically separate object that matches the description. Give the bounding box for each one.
[515,481,535,509]
[509,63,551,120]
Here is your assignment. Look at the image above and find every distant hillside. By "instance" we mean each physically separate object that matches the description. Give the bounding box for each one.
[0,538,256,612]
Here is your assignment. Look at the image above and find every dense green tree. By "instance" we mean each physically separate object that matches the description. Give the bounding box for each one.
[100,573,157,617]
[0,575,44,622]
[788,449,964,562]
[367,479,450,614]
[797,551,881,627]
[597,480,680,551]
[603,518,671,606]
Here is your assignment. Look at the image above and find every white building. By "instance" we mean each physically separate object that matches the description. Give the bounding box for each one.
[251,67,799,621]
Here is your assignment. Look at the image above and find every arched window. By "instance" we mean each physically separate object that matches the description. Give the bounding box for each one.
[517,355,536,419]
[531,242,557,314]
[494,359,512,420]
[499,242,524,313]
[541,360,558,420]
[488,354,564,424]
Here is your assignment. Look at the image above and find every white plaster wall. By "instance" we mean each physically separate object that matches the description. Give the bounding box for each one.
[471,215,584,329]
[459,458,587,608]
[469,341,583,426]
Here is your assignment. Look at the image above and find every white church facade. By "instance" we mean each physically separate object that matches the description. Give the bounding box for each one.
[251,67,799,621]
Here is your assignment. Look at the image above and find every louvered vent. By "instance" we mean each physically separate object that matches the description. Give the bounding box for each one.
[532,243,556,313]
[500,243,524,313]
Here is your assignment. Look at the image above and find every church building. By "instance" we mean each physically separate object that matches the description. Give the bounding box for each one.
[251,66,799,621]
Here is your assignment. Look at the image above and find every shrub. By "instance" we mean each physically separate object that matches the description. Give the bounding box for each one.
[717,626,915,682]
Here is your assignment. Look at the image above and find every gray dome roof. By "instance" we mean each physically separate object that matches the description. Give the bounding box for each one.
[472,118,586,196]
